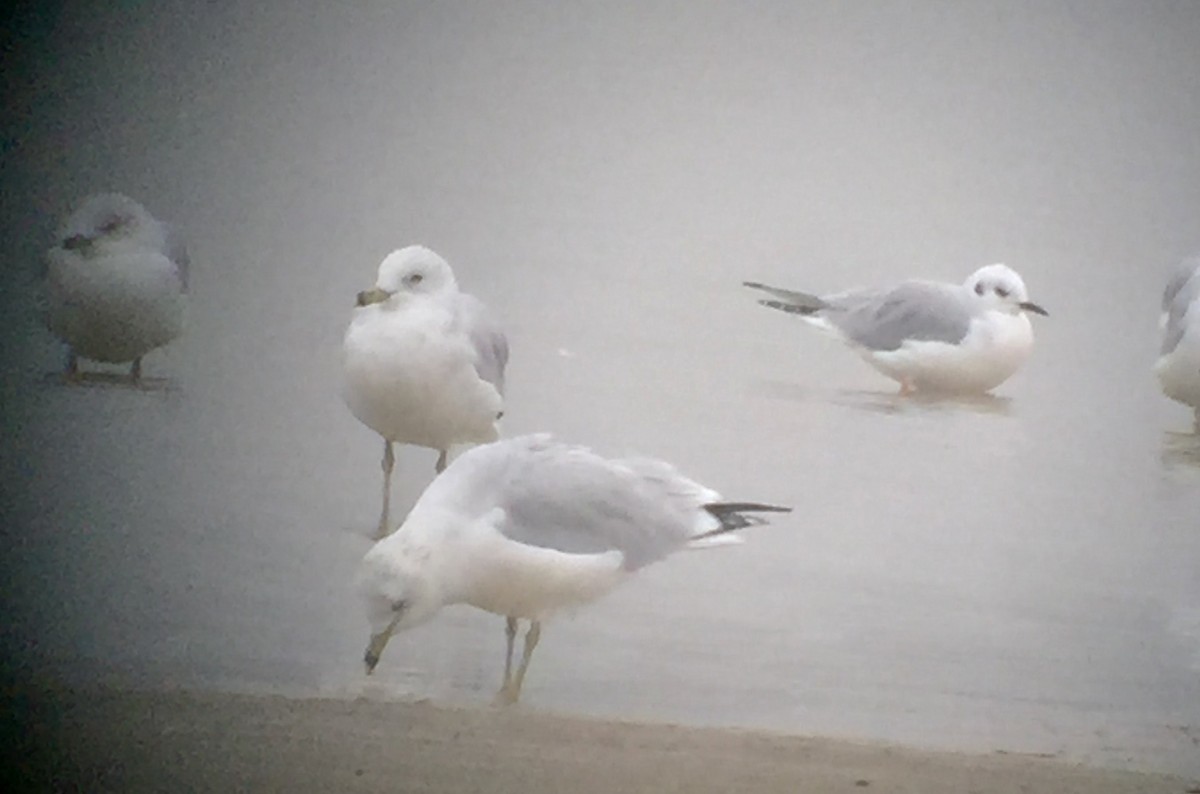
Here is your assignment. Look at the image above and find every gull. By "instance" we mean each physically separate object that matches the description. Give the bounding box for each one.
[358,433,790,705]
[745,264,1048,395]
[342,245,508,540]
[44,193,189,384]
[1156,255,1200,430]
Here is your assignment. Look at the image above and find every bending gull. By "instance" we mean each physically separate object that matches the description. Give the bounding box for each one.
[745,264,1048,394]
[44,193,189,383]
[342,245,508,539]
[358,433,791,705]
[1156,255,1200,430]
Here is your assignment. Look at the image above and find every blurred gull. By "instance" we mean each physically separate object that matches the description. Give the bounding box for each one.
[1156,255,1200,430]
[359,434,790,704]
[44,193,189,384]
[745,264,1047,395]
[342,245,508,540]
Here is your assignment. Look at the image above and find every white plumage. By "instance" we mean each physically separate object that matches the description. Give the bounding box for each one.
[746,264,1048,394]
[359,434,790,704]
[342,245,508,539]
[1156,256,1200,430]
[44,193,188,382]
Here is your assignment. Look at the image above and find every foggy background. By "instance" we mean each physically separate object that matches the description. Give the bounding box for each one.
[2,0,1199,775]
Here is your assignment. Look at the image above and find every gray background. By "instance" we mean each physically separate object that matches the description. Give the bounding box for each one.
[2,0,1198,775]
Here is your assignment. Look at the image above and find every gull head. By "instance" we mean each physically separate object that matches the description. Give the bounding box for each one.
[359,541,441,674]
[356,245,458,308]
[57,193,161,254]
[965,264,1048,317]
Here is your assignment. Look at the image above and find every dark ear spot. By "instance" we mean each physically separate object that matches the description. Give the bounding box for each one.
[974,282,985,295]
[62,234,91,251]
[99,215,126,234]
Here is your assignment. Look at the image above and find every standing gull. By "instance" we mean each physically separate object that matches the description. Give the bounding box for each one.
[745,264,1048,394]
[342,245,508,540]
[1156,255,1200,430]
[359,434,790,705]
[44,193,189,384]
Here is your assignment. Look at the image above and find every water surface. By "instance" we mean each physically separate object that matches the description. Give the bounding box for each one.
[3,0,1199,776]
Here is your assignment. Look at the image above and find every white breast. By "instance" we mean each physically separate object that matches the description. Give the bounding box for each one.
[46,246,186,363]
[342,300,502,448]
[868,311,1034,393]
[1156,302,1200,409]
[448,516,626,621]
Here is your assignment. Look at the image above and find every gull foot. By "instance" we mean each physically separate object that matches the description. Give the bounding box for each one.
[492,685,520,706]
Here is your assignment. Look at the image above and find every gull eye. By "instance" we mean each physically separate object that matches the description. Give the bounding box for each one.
[403,272,424,287]
[974,282,985,296]
[99,216,125,234]
[390,599,407,613]
[995,286,1010,298]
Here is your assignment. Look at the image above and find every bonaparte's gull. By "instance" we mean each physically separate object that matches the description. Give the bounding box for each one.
[745,264,1047,394]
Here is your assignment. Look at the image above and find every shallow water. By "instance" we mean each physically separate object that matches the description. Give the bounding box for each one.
[3,0,1200,776]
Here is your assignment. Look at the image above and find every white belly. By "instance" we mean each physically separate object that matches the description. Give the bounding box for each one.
[342,304,502,449]
[865,312,1034,393]
[450,520,627,621]
[1156,315,1200,410]
[46,247,186,363]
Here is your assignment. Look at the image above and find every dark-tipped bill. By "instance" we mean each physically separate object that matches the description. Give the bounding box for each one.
[1018,301,1049,317]
[356,287,391,307]
[62,234,93,252]
[363,630,392,674]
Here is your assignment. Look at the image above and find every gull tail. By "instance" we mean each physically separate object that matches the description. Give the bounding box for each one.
[743,281,828,316]
[690,502,792,548]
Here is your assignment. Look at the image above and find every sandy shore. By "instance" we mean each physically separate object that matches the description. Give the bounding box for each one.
[2,686,1195,793]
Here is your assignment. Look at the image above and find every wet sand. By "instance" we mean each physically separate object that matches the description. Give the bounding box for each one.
[3,686,1194,793]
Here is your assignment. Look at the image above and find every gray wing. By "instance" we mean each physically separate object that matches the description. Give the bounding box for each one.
[1162,255,1200,313]
[163,222,190,292]
[450,436,704,571]
[457,293,508,394]
[1161,258,1200,356]
[822,281,974,351]
[743,280,828,314]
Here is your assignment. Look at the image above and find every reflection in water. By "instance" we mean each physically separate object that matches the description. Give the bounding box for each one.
[748,379,1015,419]
[1161,430,1200,470]
[749,378,818,406]
[750,378,1014,418]
[832,389,1014,418]
[40,371,178,393]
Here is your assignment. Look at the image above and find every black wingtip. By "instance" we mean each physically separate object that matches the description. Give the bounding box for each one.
[759,299,817,316]
[699,502,792,536]
[708,502,792,515]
